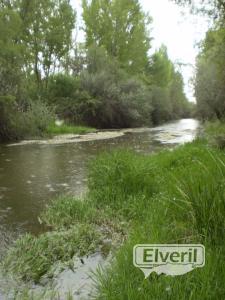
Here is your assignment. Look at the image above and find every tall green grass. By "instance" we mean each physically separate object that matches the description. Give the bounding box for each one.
[2,136,225,298]
[88,141,225,299]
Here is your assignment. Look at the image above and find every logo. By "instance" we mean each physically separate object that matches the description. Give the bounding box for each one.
[133,244,205,278]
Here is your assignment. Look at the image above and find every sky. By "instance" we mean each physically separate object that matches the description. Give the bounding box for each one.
[71,0,210,102]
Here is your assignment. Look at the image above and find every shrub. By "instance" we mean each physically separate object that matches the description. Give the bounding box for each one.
[46,47,153,129]
[47,73,100,125]
[80,70,152,128]
[0,98,54,141]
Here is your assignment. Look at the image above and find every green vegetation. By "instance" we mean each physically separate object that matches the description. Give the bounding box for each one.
[195,28,225,120]
[89,138,225,299]
[46,123,96,135]
[2,196,127,283]
[1,0,225,298]
[82,0,151,75]
[2,124,225,299]
[172,1,225,120]
[0,0,75,142]
[0,99,54,141]
[1,0,224,141]
[204,120,225,149]
[0,0,191,142]
[3,224,101,283]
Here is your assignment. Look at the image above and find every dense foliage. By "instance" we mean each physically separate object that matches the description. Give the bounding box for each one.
[0,0,191,142]
[171,0,225,120]
[195,27,225,119]
[82,0,151,74]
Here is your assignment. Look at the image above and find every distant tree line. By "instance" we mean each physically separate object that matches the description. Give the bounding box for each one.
[172,0,225,120]
[0,0,192,142]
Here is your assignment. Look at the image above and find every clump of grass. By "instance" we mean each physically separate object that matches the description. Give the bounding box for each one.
[1,196,128,284]
[172,152,225,245]
[46,123,96,135]
[88,150,160,212]
[40,196,98,229]
[41,196,128,236]
[2,224,101,283]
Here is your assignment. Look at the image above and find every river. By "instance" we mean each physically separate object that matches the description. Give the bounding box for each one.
[0,119,199,255]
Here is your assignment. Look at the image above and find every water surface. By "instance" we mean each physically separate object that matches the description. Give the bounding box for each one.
[0,119,199,253]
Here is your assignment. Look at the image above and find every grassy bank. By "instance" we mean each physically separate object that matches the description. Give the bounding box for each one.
[46,123,96,135]
[204,120,225,149]
[93,143,225,299]
[1,122,225,299]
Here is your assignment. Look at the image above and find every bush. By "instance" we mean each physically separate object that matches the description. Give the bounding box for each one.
[80,70,152,128]
[0,98,54,141]
[47,47,153,129]
[47,73,100,125]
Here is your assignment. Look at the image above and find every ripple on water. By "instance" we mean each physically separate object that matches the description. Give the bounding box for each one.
[0,187,10,192]
[57,183,69,187]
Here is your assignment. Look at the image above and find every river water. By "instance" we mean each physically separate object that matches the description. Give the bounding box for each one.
[0,119,199,254]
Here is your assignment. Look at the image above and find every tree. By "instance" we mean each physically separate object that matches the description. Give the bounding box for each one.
[148,45,173,88]
[171,0,225,19]
[10,0,76,88]
[150,86,172,124]
[195,28,225,119]
[173,0,225,120]
[147,45,190,122]
[169,69,189,118]
[0,7,23,97]
[82,0,151,74]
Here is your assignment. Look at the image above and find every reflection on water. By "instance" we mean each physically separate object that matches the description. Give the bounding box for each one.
[0,119,199,252]
[151,118,199,144]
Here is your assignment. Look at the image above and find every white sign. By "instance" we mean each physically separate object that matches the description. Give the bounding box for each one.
[133,244,205,278]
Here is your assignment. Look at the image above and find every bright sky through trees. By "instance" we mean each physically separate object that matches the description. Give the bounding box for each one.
[71,0,209,102]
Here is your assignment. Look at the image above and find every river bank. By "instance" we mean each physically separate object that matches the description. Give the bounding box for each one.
[0,121,224,299]
[0,119,199,250]
[7,119,198,147]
